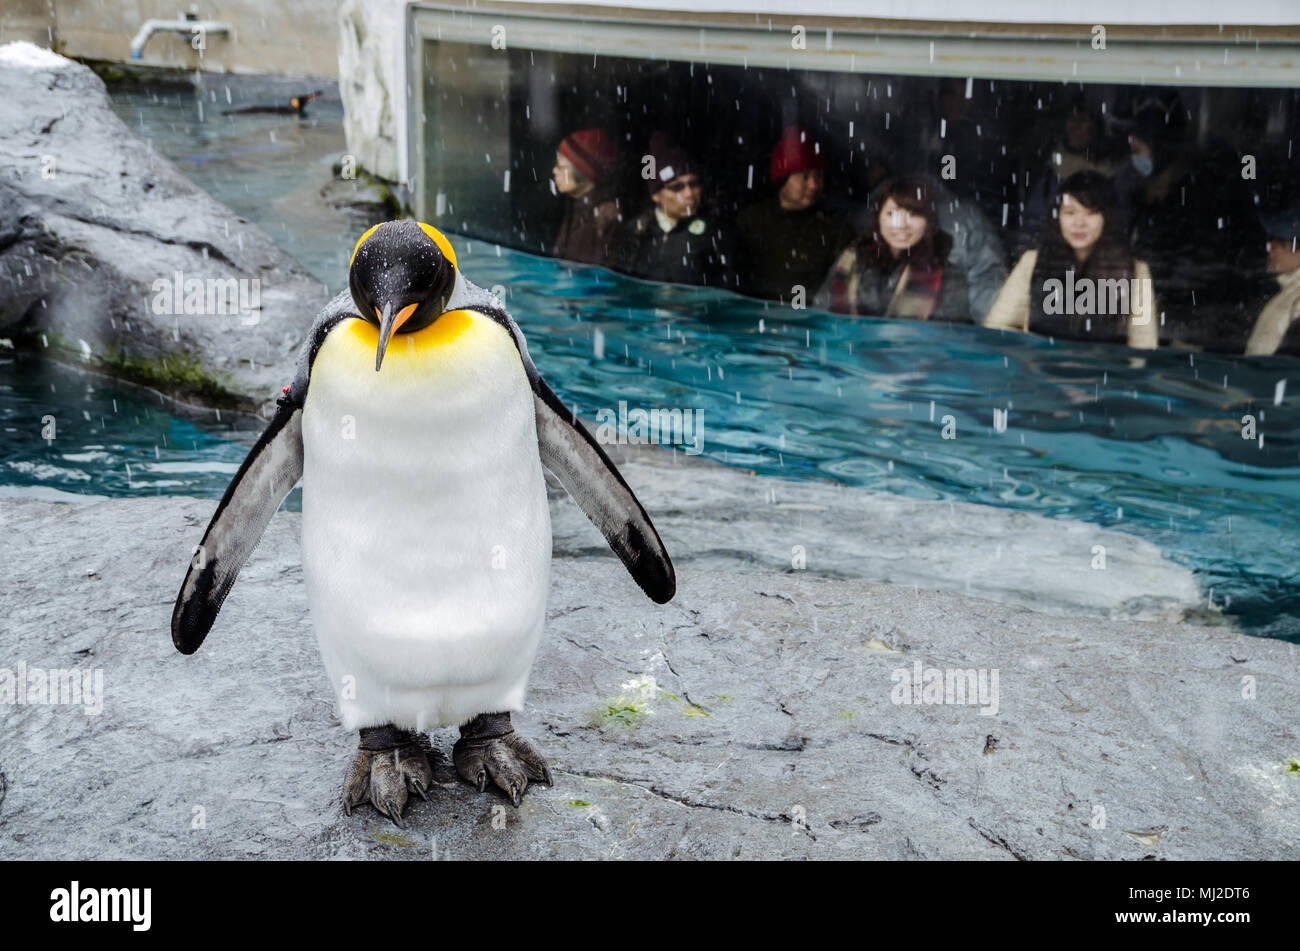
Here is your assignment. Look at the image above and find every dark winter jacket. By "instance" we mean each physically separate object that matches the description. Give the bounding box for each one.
[615,206,738,289]
[553,184,622,267]
[736,196,855,301]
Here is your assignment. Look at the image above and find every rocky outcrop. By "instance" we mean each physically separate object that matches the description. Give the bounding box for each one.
[1,451,1294,859]
[0,42,328,417]
[320,164,401,219]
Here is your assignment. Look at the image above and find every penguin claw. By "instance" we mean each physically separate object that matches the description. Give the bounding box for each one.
[340,737,432,826]
[395,744,433,802]
[342,748,372,816]
[368,750,409,826]
[383,801,407,829]
[453,720,551,807]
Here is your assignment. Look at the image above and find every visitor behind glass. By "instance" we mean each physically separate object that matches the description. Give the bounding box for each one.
[984,170,1157,349]
[552,128,621,267]
[1245,202,1300,356]
[616,132,736,288]
[813,175,970,322]
[1114,99,1264,350]
[1019,95,1121,255]
[736,125,854,303]
[839,173,1007,323]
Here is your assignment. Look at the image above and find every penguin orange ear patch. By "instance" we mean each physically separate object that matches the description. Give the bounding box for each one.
[350,224,382,266]
[416,222,458,269]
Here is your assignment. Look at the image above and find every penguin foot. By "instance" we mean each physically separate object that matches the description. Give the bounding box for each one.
[342,725,433,828]
[453,712,552,808]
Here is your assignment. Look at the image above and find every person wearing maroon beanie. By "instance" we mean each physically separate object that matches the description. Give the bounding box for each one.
[737,126,854,302]
[615,132,737,288]
[552,128,621,267]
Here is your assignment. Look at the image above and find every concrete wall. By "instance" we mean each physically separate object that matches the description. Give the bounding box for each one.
[461,0,1300,24]
[338,0,407,183]
[0,0,56,47]
[0,0,340,79]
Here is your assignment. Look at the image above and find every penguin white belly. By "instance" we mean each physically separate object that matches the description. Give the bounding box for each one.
[299,311,551,731]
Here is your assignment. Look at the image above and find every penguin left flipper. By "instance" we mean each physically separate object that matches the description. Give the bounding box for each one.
[531,375,676,604]
[446,276,676,605]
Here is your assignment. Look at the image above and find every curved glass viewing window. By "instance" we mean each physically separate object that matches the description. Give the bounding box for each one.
[408,5,1300,354]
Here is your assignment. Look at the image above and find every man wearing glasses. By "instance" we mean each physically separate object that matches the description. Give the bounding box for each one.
[616,132,737,289]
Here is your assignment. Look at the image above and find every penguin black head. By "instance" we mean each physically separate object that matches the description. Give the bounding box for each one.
[291,91,322,114]
[349,220,458,371]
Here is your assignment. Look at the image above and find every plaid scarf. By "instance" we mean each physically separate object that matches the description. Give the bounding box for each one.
[828,234,949,319]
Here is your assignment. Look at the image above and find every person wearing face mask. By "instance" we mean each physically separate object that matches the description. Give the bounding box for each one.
[812,175,970,322]
[1114,99,1265,349]
[736,126,855,302]
[984,171,1157,348]
[551,129,621,267]
[616,132,737,288]
[1244,203,1300,356]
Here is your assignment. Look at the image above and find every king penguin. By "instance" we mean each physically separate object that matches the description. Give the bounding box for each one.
[171,220,675,826]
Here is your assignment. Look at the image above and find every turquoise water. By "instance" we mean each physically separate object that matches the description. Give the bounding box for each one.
[3,77,1298,637]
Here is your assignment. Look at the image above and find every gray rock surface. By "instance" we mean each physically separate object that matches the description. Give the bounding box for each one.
[2,452,1295,860]
[581,449,1208,624]
[0,43,327,417]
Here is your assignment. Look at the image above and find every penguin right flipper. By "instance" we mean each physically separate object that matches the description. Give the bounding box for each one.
[171,290,358,655]
[171,398,304,655]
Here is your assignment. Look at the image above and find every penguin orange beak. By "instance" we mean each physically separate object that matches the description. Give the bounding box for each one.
[374,302,418,371]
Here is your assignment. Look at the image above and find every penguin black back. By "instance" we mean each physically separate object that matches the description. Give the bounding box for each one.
[222,91,322,116]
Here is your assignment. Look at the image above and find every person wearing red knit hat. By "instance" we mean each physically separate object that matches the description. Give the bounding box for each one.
[737,126,854,302]
[552,128,621,267]
[769,124,826,192]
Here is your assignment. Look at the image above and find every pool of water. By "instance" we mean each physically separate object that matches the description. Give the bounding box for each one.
[108,74,360,285]
[3,76,1299,638]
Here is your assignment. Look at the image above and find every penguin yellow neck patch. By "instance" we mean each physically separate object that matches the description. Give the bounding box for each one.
[344,308,475,359]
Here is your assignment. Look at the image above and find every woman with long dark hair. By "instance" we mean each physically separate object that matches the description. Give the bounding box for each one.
[986,170,1157,348]
[813,176,970,322]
